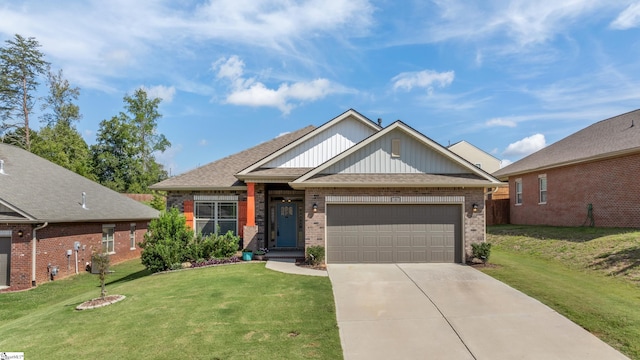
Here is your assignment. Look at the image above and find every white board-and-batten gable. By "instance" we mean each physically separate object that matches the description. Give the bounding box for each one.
[253,111,379,170]
[294,121,499,183]
[323,128,468,174]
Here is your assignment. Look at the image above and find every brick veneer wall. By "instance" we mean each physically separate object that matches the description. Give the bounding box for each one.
[509,153,640,227]
[304,187,486,261]
[1,221,149,292]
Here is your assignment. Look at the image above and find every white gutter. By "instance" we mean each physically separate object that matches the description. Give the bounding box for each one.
[31,222,48,287]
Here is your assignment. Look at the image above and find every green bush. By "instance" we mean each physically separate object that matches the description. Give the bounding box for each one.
[471,242,492,263]
[139,208,194,272]
[306,246,325,265]
[209,230,240,258]
[184,230,240,262]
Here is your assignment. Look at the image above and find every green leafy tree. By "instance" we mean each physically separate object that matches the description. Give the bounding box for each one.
[0,34,49,150]
[91,89,170,193]
[32,123,95,180]
[40,68,81,126]
[1,126,40,150]
[92,252,111,299]
[91,115,138,192]
[31,68,95,179]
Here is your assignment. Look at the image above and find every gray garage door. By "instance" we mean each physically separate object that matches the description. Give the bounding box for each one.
[326,204,461,263]
[0,236,10,286]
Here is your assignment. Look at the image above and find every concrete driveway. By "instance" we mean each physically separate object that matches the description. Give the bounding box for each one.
[328,263,629,360]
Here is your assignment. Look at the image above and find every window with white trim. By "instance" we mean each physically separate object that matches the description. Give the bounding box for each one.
[195,201,238,236]
[515,178,523,205]
[102,225,115,253]
[391,139,401,158]
[130,223,136,250]
[539,175,547,204]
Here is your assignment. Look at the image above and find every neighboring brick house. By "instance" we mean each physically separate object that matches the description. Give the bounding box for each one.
[0,144,159,292]
[151,109,501,264]
[493,109,640,228]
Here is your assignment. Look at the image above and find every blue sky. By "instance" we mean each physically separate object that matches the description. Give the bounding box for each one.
[2,1,640,175]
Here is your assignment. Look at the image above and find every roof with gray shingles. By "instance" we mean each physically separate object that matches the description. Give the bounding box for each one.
[0,143,159,223]
[493,109,640,179]
[150,126,316,190]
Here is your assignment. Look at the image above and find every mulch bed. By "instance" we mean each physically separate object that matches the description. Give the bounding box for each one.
[295,260,327,271]
[76,295,126,310]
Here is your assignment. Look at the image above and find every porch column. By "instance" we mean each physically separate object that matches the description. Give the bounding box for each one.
[247,182,256,226]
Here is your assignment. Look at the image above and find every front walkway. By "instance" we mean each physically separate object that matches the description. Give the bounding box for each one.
[328,263,629,360]
[265,258,327,277]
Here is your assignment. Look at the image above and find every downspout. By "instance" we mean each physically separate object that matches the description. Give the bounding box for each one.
[31,222,48,287]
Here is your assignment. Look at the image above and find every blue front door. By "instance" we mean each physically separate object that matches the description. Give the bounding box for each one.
[276,203,297,247]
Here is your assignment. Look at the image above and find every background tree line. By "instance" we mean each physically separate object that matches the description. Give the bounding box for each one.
[0,34,170,194]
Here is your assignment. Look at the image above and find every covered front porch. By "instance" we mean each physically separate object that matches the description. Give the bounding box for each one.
[242,182,308,252]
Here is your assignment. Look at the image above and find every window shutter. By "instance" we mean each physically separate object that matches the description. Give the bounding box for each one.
[184,200,194,230]
[238,201,247,238]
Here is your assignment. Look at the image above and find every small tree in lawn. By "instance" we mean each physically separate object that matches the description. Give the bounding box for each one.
[93,251,111,299]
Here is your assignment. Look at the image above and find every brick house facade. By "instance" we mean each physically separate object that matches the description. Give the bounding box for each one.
[494,109,640,228]
[507,153,640,227]
[1,143,159,292]
[1,221,149,292]
[152,110,501,264]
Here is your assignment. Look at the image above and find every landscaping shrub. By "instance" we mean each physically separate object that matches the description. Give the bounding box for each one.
[184,230,240,261]
[471,242,492,263]
[306,245,325,265]
[139,208,194,272]
[209,230,240,258]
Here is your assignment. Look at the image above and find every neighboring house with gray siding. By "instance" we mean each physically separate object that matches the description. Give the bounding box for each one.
[151,109,501,264]
[448,140,501,174]
[0,144,159,292]
[493,109,640,227]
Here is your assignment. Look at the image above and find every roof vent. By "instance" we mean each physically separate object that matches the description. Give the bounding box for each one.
[377,118,382,126]
[0,159,5,175]
[81,192,88,209]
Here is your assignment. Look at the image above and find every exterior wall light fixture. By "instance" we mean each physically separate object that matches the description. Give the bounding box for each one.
[472,203,478,213]
[17,229,24,237]
[312,203,318,212]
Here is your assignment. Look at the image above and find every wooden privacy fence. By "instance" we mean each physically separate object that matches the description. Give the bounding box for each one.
[486,199,510,225]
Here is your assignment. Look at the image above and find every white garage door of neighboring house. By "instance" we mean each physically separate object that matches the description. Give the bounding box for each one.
[326,204,462,264]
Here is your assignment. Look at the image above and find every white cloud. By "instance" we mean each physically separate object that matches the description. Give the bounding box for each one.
[199,139,208,146]
[486,118,517,127]
[392,70,454,93]
[409,1,623,54]
[214,55,245,81]
[500,159,513,168]
[611,2,640,29]
[213,56,343,114]
[0,1,375,91]
[503,133,546,157]
[141,85,176,103]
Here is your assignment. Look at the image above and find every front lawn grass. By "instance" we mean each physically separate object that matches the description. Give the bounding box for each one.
[0,260,342,359]
[483,225,640,359]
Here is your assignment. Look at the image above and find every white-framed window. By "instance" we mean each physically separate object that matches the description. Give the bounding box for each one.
[195,201,238,236]
[102,225,115,253]
[130,223,136,250]
[539,175,547,204]
[515,178,523,205]
[391,139,401,158]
